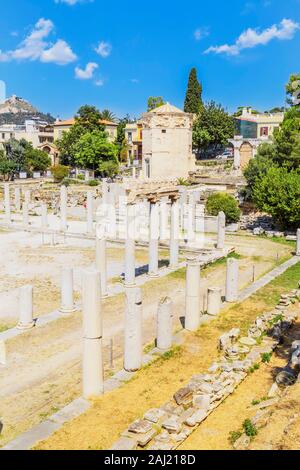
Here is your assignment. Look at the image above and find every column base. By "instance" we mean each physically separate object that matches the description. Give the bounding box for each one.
[59,306,77,315]
[17,321,35,330]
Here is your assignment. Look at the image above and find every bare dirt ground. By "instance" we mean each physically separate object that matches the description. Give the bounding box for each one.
[34,258,300,451]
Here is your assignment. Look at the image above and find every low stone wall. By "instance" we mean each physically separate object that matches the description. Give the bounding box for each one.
[111,287,300,450]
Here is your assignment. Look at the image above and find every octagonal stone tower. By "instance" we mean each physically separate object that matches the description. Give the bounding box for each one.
[140,103,195,179]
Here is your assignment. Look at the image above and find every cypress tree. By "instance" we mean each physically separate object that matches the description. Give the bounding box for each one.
[184,68,202,114]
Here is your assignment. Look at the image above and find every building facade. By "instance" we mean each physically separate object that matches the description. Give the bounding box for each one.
[125,122,143,165]
[0,119,58,165]
[231,107,284,170]
[53,118,118,143]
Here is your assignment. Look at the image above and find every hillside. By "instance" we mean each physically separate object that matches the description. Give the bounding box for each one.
[0,95,55,125]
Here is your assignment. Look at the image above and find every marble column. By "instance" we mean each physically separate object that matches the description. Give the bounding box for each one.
[296,229,300,256]
[156,296,173,351]
[225,258,239,302]
[60,185,67,232]
[124,285,142,371]
[148,201,159,277]
[4,183,11,223]
[41,203,48,229]
[96,236,108,297]
[185,257,201,331]
[17,285,34,330]
[60,267,76,314]
[233,145,241,169]
[23,203,29,227]
[102,179,108,204]
[159,197,169,240]
[82,269,103,398]
[217,211,226,250]
[24,190,31,206]
[187,193,196,244]
[14,187,21,212]
[86,191,94,234]
[207,287,222,316]
[125,203,136,285]
[169,199,179,269]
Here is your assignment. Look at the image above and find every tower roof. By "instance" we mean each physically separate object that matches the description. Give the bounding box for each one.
[149,102,184,114]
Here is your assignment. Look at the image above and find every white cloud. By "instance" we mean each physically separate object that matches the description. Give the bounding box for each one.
[95,79,104,87]
[130,78,139,83]
[41,40,77,65]
[0,18,77,65]
[194,27,210,41]
[95,41,112,58]
[75,62,98,79]
[205,18,299,56]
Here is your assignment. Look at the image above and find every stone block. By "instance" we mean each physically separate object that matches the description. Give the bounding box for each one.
[128,419,153,434]
[144,408,167,424]
[173,387,193,406]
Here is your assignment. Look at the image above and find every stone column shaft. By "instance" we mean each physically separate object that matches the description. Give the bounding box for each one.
[14,187,21,212]
[82,269,103,398]
[124,286,142,371]
[23,203,29,227]
[17,285,34,330]
[207,287,222,316]
[60,267,76,314]
[148,202,159,277]
[297,229,300,256]
[86,191,94,234]
[185,258,201,331]
[125,204,136,285]
[96,237,108,297]
[225,258,239,302]
[4,183,11,223]
[41,203,48,229]
[156,297,173,351]
[60,185,67,232]
[170,200,179,269]
[217,211,226,250]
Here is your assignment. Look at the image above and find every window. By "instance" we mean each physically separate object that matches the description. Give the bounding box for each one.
[128,132,132,144]
[162,129,166,134]
[1,133,4,140]
[260,127,269,137]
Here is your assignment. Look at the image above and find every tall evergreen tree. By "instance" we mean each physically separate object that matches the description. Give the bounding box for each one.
[184,68,202,114]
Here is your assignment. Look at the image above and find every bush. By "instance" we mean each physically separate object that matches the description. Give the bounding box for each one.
[51,164,69,183]
[206,192,241,223]
[77,174,85,180]
[243,419,257,438]
[88,179,99,187]
[252,166,300,229]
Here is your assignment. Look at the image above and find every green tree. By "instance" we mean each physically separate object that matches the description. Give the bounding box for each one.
[184,68,202,114]
[74,130,119,173]
[252,166,300,229]
[206,192,241,223]
[114,115,133,159]
[56,105,106,167]
[243,145,277,199]
[75,105,105,132]
[193,101,235,156]
[0,158,17,181]
[120,138,129,163]
[24,147,51,172]
[101,109,116,122]
[147,96,165,112]
[51,164,69,183]
[286,73,300,107]
[98,160,119,177]
[4,138,29,171]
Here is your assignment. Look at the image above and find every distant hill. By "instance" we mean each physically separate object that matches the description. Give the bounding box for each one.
[0,95,55,125]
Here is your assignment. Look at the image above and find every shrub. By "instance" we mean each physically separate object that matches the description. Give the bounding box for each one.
[243,419,257,438]
[51,164,69,183]
[88,180,99,187]
[77,174,85,181]
[206,192,241,223]
[261,352,272,363]
[252,166,300,229]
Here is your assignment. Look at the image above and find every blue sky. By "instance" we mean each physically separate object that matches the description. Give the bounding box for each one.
[0,0,299,119]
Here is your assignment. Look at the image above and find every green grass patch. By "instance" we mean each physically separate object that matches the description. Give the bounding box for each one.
[229,430,242,445]
[261,352,273,363]
[243,419,257,438]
